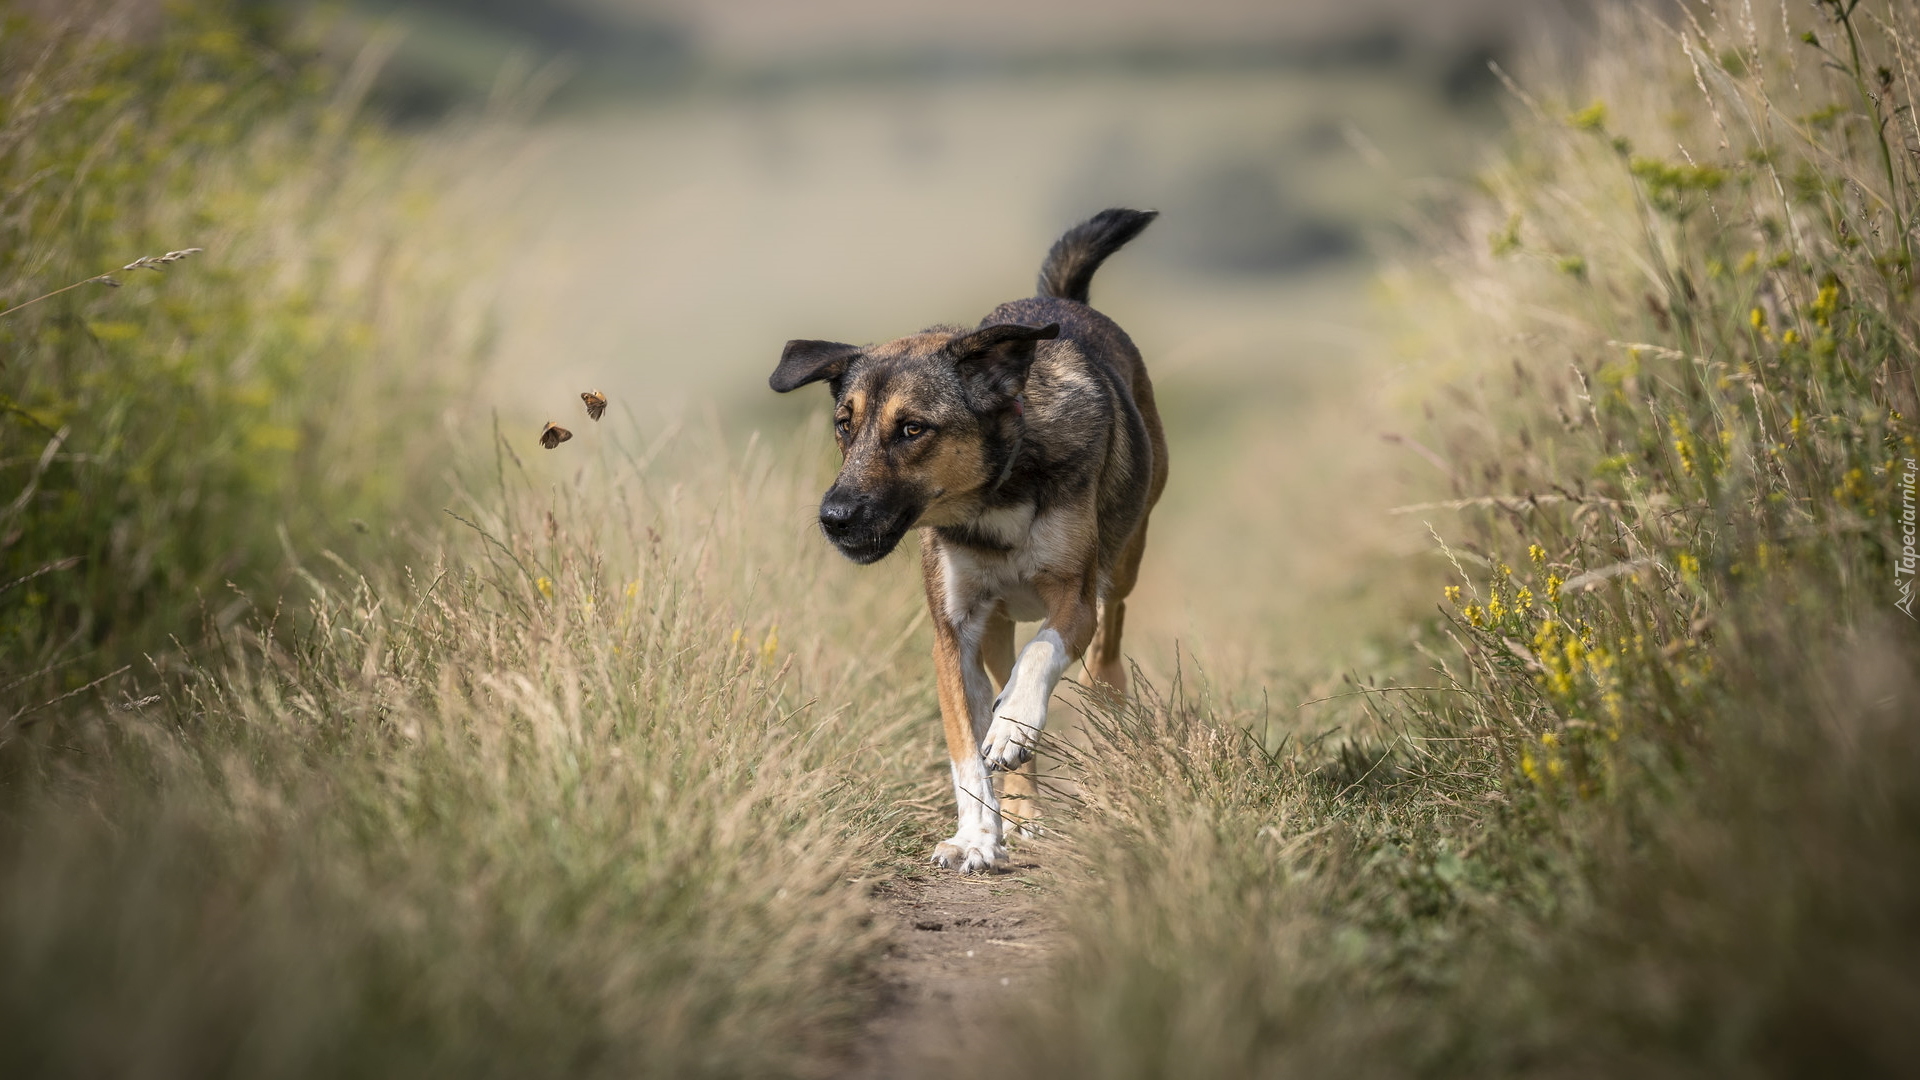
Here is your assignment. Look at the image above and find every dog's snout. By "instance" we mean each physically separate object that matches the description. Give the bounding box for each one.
[819,490,862,536]
[818,485,916,564]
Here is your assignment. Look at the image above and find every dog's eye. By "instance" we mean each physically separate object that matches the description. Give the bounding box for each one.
[900,422,926,439]
[834,417,851,438]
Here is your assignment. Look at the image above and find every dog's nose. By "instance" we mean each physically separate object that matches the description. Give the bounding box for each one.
[819,492,859,536]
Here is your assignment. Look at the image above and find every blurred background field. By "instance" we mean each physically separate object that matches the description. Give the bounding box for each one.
[6,0,1918,1077]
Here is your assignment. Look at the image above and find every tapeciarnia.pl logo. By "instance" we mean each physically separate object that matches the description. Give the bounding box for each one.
[1899,458,1917,619]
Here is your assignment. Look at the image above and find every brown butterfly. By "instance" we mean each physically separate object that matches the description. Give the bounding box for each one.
[581,389,607,421]
[539,421,572,449]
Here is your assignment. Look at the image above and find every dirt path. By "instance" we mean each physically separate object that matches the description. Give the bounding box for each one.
[843,841,1064,1078]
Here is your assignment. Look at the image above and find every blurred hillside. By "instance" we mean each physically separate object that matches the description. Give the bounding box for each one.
[300,0,1597,118]
[656,0,1532,60]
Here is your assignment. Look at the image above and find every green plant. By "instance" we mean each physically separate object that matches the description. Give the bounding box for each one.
[0,3,480,703]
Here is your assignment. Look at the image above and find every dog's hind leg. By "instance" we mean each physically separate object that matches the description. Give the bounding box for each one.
[982,605,1042,838]
[981,601,1015,689]
[1001,760,1043,839]
[1093,367,1168,699]
[1091,522,1150,697]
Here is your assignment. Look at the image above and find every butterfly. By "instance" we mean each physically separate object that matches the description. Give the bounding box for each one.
[581,389,607,421]
[539,421,572,449]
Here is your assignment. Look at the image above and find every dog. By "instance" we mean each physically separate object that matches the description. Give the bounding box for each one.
[769,208,1168,873]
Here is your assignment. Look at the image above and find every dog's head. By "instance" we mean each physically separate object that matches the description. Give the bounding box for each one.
[770,321,1059,563]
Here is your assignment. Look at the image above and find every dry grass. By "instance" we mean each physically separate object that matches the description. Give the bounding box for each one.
[2,420,955,1078]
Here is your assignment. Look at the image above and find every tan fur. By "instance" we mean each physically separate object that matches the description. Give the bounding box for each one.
[922,438,989,523]
[922,543,984,765]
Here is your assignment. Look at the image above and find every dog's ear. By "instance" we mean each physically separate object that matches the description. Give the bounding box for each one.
[949,322,1059,404]
[770,340,862,393]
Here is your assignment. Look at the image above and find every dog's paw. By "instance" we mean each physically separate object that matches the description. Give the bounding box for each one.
[931,834,1008,874]
[980,705,1042,772]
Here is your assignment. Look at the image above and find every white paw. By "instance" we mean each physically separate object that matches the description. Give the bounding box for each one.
[931,834,1008,874]
[981,700,1043,772]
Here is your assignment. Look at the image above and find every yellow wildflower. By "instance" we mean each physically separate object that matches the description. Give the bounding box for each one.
[1834,467,1870,504]
[1535,618,1577,698]
[1674,437,1697,476]
[1811,282,1839,326]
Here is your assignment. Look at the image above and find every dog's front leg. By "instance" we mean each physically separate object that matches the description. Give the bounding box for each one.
[923,538,1007,874]
[929,614,1007,872]
[981,571,1098,772]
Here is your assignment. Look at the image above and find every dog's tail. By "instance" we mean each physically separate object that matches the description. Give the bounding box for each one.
[1036,208,1158,305]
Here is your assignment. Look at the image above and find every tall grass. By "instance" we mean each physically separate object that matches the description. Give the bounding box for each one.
[1,418,949,1078]
[0,2,484,699]
[987,2,1920,1074]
